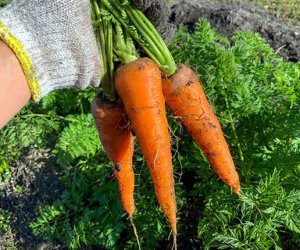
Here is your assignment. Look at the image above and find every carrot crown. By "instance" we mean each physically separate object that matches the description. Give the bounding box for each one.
[92,0,176,98]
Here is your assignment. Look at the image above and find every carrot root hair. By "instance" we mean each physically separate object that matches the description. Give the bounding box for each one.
[129,216,141,250]
[172,232,177,250]
[115,57,177,246]
[162,65,240,195]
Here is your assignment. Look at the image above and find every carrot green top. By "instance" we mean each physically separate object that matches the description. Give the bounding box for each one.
[100,0,176,76]
[92,1,116,101]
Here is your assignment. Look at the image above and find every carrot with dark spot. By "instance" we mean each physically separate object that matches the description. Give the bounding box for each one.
[91,95,136,217]
[92,3,154,249]
[92,95,141,249]
[162,65,240,195]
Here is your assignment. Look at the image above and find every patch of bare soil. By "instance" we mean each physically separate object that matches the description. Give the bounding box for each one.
[171,0,300,62]
[0,147,64,249]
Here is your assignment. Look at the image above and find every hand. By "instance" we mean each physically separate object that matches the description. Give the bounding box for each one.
[0,0,101,101]
[132,0,176,44]
[0,0,175,101]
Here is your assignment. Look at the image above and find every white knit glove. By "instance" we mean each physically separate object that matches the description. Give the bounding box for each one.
[0,0,101,101]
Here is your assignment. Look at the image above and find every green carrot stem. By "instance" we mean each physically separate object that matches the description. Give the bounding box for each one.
[106,17,115,98]
[136,9,175,74]
[114,21,138,64]
[93,1,107,83]
[115,23,126,53]
[125,7,165,64]
[125,31,135,57]
[229,112,244,162]
[93,0,116,100]
[128,7,176,72]
[92,1,105,74]
[101,0,176,75]
[224,95,244,162]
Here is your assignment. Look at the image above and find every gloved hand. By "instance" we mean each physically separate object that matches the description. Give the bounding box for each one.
[0,0,175,101]
[0,0,101,101]
[133,0,176,45]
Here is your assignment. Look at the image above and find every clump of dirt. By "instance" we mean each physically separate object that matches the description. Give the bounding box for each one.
[0,147,64,249]
[171,0,300,62]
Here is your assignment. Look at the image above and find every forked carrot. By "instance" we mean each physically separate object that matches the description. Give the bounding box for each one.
[162,65,240,195]
[115,58,177,248]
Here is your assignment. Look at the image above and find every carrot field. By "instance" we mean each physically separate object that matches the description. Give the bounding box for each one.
[1,1,300,249]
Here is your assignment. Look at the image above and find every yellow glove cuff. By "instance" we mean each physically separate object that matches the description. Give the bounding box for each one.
[0,21,41,101]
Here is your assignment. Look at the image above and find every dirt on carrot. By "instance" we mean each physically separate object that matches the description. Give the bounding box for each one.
[162,65,240,195]
[115,58,177,245]
[91,95,136,217]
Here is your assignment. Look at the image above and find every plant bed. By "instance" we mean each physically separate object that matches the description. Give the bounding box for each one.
[1,1,300,249]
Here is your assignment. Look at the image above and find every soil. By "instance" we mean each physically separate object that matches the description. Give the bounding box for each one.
[0,147,64,249]
[1,1,299,250]
[171,0,300,62]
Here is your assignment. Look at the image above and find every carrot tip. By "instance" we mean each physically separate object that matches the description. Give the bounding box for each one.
[233,185,241,196]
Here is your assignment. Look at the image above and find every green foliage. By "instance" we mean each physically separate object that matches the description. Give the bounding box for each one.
[169,19,300,249]
[54,114,101,166]
[30,181,125,249]
[0,159,11,184]
[0,0,10,7]
[1,19,300,249]
[198,170,300,249]
[0,208,16,250]
[0,208,13,233]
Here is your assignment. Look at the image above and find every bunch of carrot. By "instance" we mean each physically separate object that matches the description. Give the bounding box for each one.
[91,0,240,249]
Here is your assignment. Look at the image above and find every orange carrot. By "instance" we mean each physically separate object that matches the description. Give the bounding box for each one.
[162,65,240,195]
[115,58,177,245]
[91,95,136,217]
